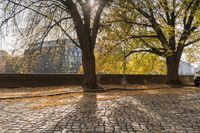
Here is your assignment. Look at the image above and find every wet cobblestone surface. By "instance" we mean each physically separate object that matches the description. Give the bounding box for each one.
[1,88,200,133]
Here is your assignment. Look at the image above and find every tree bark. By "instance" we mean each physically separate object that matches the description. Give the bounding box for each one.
[81,46,98,90]
[166,53,182,85]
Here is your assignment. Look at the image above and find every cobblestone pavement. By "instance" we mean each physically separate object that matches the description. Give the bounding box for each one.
[1,87,200,133]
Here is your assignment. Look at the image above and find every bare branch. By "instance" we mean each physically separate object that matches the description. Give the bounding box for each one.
[185,38,200,47]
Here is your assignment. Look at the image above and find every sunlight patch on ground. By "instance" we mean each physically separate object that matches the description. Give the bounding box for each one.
[3,92,83,110]
[143,90,159,94]
[29,93,83,110]
[97,95,120,101]
[2,85,200,111]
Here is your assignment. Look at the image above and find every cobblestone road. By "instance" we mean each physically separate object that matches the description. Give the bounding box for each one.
[1,87,200,133]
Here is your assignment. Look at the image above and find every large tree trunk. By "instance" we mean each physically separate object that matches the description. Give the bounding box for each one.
[166,53,182,85]
[63,0,106,90]
[82,47,98,90]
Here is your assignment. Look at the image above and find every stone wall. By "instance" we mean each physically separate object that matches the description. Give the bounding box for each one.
[0,74,194,88]
[98,75,194,84]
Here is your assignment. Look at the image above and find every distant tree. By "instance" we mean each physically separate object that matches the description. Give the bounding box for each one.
[184,44,200,65]
[0,50,9,73]
[111,0,200,84]
[4,56,24,73]
[95,41,166,74]
[0,0,110,89]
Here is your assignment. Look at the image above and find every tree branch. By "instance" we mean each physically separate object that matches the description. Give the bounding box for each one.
[91,0,106,49]
[184,37,200,47]
[125,48,164,58]
[130,35,158,39]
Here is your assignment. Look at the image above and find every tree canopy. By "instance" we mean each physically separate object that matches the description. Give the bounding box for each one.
[101,0,200,84]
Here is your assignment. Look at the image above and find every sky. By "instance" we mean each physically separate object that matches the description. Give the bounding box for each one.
[0,30,23,55]
[0,35,17,52]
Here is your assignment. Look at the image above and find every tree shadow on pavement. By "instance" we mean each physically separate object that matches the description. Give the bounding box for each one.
[44,89,200,133]
[108,92,200,132]
[44,92,103,133]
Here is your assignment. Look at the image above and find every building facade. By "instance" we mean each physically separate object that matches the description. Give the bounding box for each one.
[24,39,82,73]
[179,60,197,75]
